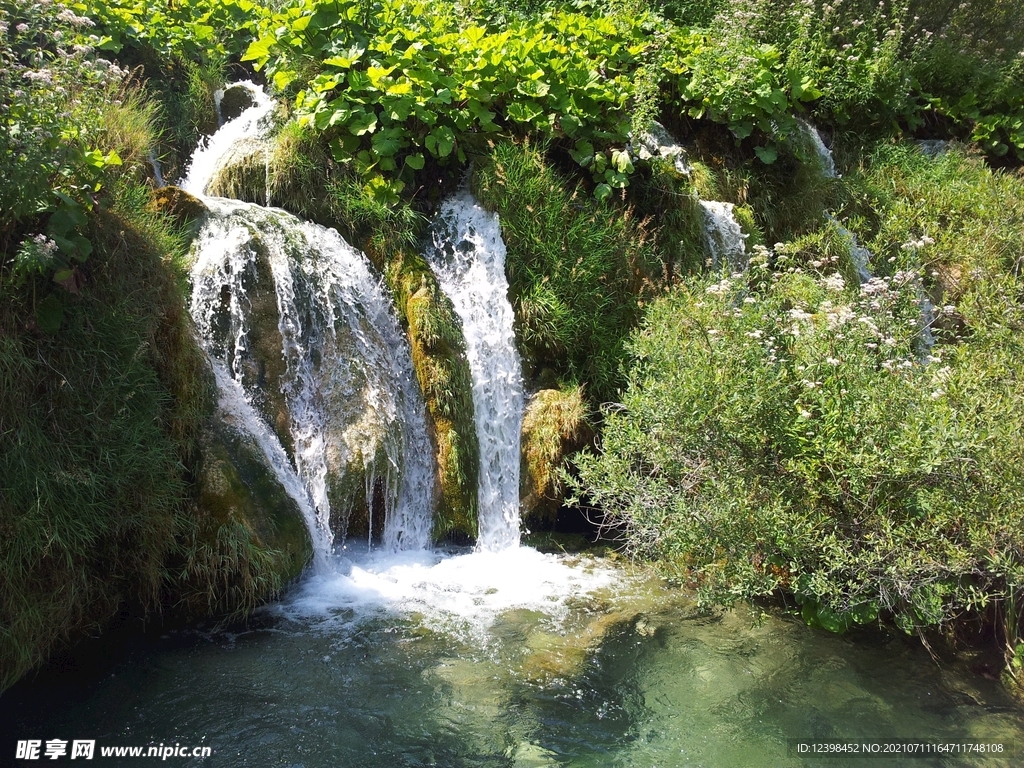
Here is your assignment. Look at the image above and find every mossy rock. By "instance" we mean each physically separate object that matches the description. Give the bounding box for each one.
[218,84,255,123]
[386,249,479,542]
[206,141,268,203]
[197,415,313,586]
[149,185,207,227]
[520,386,592,529]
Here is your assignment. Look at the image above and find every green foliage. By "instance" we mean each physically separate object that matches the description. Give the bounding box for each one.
[0,1,128,272]
[572,146,1024,653]
[842,143,1024,287]
[474,140,659,403]
[572,256,1024,636]
[243,0,651,201]
[78,0,261,66]
[0,189,198,691]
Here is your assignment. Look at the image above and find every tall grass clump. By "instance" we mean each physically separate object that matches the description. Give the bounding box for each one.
[474,139,660,403]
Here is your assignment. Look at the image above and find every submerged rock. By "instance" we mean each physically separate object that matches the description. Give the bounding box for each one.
[190,200,435,551]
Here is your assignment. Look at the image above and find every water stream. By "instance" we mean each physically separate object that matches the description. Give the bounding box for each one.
[700,200,748,272]
[5,564,1022,766]
[426,191,525,552]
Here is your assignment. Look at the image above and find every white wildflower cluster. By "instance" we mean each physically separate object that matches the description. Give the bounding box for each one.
[14,233,60,274]
[56,8,94,27]
[822,273,846,292]
[901,234,935,251]
[705,277,734,296]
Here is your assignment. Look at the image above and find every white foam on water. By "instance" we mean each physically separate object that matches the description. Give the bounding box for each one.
[277,546,619,638]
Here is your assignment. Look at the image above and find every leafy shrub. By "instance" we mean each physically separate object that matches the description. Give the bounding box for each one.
[243,0,653,201]
[572,247,1024,641]
[0,1,126,270]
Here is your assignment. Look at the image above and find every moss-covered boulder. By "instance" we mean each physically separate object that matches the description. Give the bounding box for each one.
[150,185,208,227]
[206,139,269,203]
[181,410,313,618]
[520,386,592,528]
[387,250,479,541]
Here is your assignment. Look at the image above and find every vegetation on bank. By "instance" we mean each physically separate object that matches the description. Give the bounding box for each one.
[3,0,1024,690]
[0,1,303,691]
[572,145,1024,682]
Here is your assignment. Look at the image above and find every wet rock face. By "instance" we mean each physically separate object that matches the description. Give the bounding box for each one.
[388,250,478,543]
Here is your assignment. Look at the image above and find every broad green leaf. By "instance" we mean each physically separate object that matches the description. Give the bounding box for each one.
[348,111,379,136]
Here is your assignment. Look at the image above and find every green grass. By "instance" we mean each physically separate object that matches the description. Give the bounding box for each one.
[0,189,196,690]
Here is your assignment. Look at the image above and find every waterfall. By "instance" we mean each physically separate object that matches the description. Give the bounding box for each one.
[700,200,748,272]
[181,81,274,197]
[797,121,874,284]
[799,119,838,179]
[148,149,165,188]
[829,216,874,284]
[185,84,435,558]
[633,120,691,175]
[425,191,524,551]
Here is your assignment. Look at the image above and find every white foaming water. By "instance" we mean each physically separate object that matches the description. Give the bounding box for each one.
[277,546,618,639]
[800,119,838,179]
[700,200,748,271]
[210,358,329,565]
[181,81,274,197]
[633,121,691,175]
[190,199,435,556]
[426,191,524,551]
[184,83,435,557]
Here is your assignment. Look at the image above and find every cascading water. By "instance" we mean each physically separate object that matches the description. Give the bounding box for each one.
[798,121,875,284]
[148,149,165,188]
[801,122,939,356]
[799,119,838,179]
[633,120,691,175]
[700,200,748,272]
[181,80,274,198]
[425,191,524,551]
[829,216,874,284]
[184,84,434,558]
